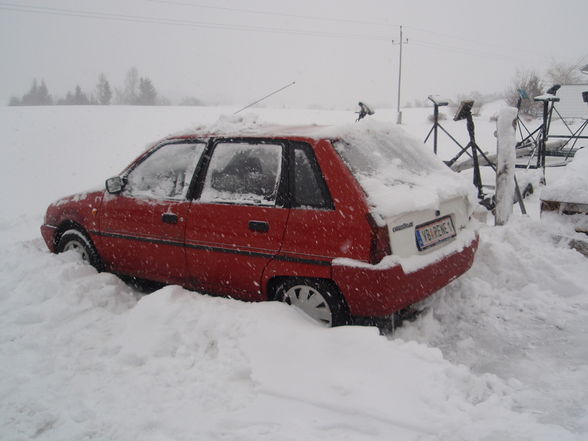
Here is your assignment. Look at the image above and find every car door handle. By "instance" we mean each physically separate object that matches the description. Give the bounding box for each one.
[249,220,269,233]
[162,213,179,224]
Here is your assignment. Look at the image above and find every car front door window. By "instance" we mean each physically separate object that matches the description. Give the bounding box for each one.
[126,142,205,200]
[100,141,206,282]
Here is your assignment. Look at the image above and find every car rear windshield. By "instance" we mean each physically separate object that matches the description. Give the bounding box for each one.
[329,122,473,218]
[332,130,443,179]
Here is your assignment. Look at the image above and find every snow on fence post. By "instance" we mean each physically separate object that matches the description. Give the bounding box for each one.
[495,107,518,226]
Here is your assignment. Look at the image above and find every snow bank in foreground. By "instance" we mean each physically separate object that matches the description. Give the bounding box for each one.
[396,216,588,436]
[1,226,585,440]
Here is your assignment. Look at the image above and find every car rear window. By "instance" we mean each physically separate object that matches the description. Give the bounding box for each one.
[292,144,333,209]
[329,122,475,218]
[332,132,442,178]
[200,142,283,205]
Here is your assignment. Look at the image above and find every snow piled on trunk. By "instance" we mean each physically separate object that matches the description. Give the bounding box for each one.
[328,120,478,217]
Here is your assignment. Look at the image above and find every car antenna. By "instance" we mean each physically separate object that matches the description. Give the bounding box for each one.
[234,81,296,115]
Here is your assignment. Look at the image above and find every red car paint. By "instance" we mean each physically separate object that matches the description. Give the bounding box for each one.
[41,130,478,320]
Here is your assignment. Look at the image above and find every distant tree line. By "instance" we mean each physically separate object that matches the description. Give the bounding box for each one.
[9,79,53,106]
[8,68,173,106]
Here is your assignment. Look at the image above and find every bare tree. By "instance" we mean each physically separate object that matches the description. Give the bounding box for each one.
[505,70,543,116]
[545,61,586,85]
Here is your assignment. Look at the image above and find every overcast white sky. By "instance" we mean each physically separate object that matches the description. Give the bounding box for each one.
[1,0,587,108]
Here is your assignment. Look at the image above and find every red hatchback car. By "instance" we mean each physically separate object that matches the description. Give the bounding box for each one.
[41,121,478,326]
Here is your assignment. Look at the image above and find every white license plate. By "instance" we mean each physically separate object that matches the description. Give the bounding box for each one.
[415,216,456,251]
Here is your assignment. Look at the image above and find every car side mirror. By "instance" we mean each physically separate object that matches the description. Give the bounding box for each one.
[105,176,124,194]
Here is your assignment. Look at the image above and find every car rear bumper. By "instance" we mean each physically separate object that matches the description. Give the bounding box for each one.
[41,224,57,252]
[332,234,479,318]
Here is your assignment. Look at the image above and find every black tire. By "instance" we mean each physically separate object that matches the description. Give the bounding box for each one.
[56,229,103,271]
[275,278,350,327]
[119,275,166,294]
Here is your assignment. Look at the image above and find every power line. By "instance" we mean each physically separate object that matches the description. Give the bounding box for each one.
[0,2,394,41]
[141,0,575,65]
[409,39,534,64]
[1,2,557,65]
[405,25,546,59]
[146,0,396,28]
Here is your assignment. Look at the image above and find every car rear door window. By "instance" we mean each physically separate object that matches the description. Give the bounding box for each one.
[200,142,283,205]
[292,145,333,209]
[126,141,205,200]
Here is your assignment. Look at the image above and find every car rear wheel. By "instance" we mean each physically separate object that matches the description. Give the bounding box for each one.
[275,279,349,327]
[56,229,102,270]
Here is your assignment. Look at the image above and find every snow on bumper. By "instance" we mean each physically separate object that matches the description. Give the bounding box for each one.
[332,230,479,317]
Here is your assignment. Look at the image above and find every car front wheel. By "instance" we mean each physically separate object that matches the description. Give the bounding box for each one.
[56,229,102,270]
[275,279,349,327]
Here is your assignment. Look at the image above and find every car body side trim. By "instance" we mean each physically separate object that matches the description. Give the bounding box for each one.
[273,253,331,267]
[90,230,331,267]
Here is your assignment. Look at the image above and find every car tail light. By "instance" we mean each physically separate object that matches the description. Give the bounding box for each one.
[367,213,392,264]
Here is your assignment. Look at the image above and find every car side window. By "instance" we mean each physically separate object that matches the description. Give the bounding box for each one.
[125,142,205,200]
[292,145,333,209]
[200,142,282,206]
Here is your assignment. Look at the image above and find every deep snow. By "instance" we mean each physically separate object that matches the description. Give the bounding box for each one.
[1,105,587,440]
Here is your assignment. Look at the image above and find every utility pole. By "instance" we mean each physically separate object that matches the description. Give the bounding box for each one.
[394,25,408,124]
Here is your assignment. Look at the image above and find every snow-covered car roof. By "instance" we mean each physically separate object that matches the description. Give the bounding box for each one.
[175,114,477,218]
[174,113,327,139]
[541,148,588,204]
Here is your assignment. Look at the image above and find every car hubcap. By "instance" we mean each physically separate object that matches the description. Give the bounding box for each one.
[282,285,332,326]
[63,240,89,263]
